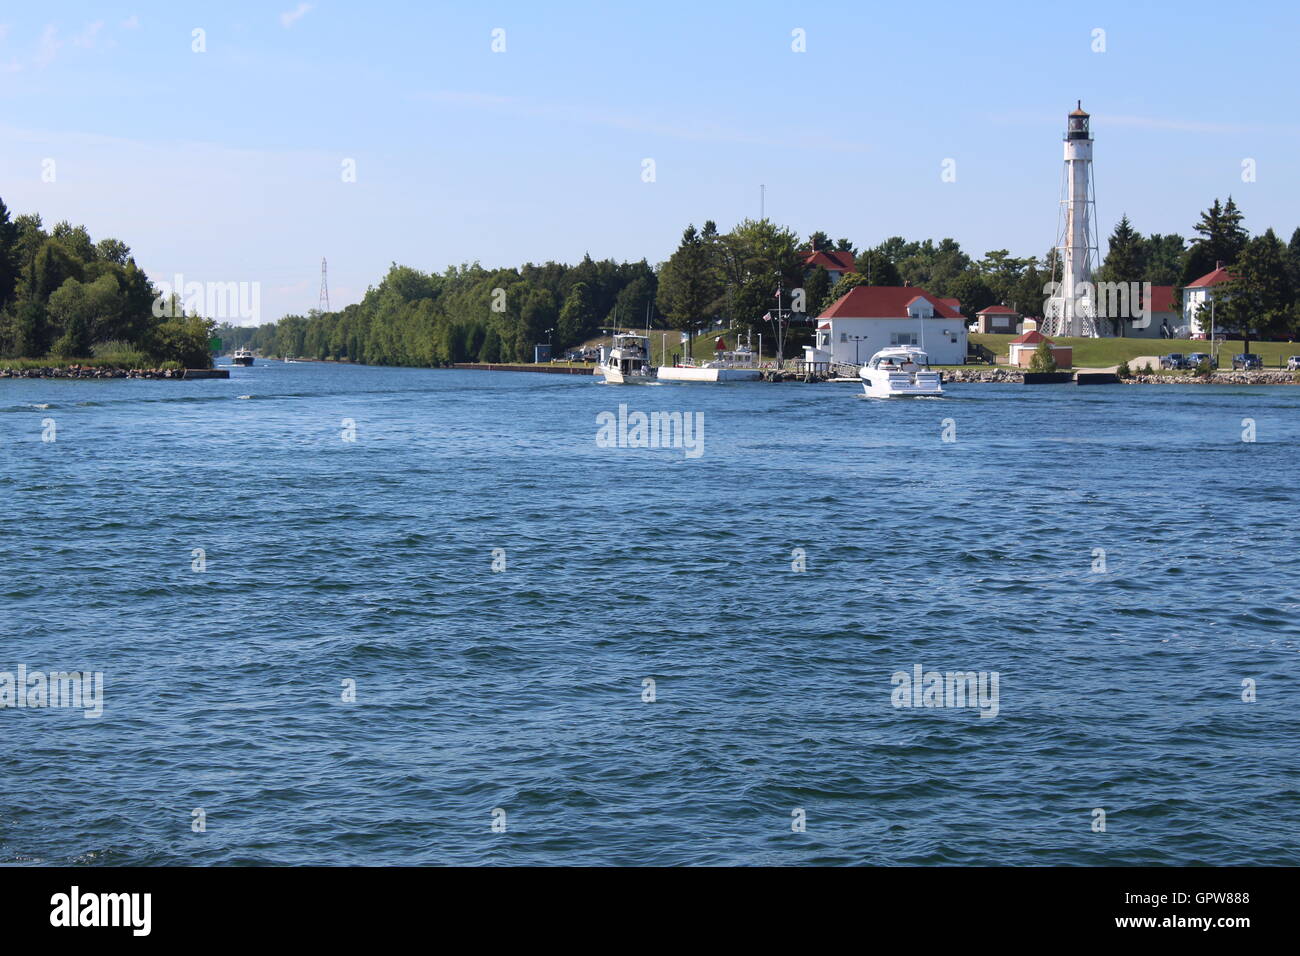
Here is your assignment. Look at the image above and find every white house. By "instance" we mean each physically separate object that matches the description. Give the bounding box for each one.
[1182,262,1234,338]
[803,285,968,367]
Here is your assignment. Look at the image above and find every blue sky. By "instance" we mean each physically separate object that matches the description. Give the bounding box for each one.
[1,1,1297,324]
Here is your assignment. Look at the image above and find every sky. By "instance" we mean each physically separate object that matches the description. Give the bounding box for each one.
[1,1,1298,325]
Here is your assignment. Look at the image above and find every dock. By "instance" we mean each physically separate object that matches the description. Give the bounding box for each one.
[452,363,595,375]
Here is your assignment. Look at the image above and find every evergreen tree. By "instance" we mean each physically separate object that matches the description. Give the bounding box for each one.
[1182,197,1249,286]
[1218,229,1293,351]
[1096,215,1144,335]
[0,198,18,309]
[656,225,723,356]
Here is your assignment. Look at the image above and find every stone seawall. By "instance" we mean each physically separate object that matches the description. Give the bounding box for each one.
[2,366,189,379]
[1124,370,1299,385]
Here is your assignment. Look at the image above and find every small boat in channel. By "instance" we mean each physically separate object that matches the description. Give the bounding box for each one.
[596,333,656,384]
[859,347,943,398]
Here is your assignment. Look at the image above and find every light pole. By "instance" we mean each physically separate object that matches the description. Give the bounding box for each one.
[849,334,868,365]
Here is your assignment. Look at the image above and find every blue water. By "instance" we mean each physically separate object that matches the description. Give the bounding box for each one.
[2,361,1298,865]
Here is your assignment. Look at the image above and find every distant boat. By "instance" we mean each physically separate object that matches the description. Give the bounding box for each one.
[231,347,255,367]
[595,333,656,384]
[657,344,761,383]
[859,348,943,398]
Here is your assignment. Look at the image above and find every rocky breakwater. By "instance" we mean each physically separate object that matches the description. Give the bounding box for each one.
[941,367,1024,383]
[1125,370,1299,385]
[0,365,184,380]
[762,368,829,382]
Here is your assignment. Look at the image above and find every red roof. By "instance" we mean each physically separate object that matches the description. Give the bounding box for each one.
[1186,266,1234,289]
[800,249,855,273]
[820,286,962,319]
[938,297,961,313]
[978,304,1019,315]
[1149,285,1175,313]
[1009,329,1051,345]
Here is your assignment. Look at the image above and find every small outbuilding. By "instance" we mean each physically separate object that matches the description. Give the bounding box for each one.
[1007,325,1072,368]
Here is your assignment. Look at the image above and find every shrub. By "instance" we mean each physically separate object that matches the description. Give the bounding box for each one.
[1028,340,1058,373]
[1117,360,1132,379]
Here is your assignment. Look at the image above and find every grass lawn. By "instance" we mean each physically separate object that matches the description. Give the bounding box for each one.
[971,334,1300,369]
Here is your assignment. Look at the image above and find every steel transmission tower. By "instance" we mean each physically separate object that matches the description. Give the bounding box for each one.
[319,257,331,313]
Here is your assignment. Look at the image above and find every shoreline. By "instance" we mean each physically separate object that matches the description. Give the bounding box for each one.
[4,361,1295,385]
[0,365,224,380]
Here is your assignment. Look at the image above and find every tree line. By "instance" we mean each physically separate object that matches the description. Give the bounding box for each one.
[1095,197,1300,346]
[0,196,214,367]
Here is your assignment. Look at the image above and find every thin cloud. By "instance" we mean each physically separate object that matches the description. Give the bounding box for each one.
[1095,113,1259,135]
[72,21,105,49]
[0,25,10,42]
[34,24,60,68]
[418,90,872,153]
[121,15,140,30]
[280,4,313,28]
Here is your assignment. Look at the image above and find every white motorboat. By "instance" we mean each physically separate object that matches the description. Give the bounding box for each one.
[231,347,255,367]
[596,333,656,384]
[657,347,761,383]
[859,347,943,397]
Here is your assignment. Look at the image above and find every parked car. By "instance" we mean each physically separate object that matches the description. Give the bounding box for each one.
[1186,352,1217,369]
[1232,353,1263,370]
[1287,355,1300,371]
[1159,353,1187,370]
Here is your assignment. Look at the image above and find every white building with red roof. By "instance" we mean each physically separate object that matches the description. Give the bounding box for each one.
[802,285,968,367]
[1182,262,1235,338]
[798,248,856,284]
[1007,326,1072,368]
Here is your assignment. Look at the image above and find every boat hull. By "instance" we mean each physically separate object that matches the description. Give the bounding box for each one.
[596,365,656,384]
[655,366,761,383]
[860,370,943,398]
[232,357,254,367]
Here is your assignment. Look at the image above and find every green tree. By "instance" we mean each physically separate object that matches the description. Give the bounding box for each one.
[556,282,596,348]
[0,198,18,309]
[1028,339,1058,372]
[1218,229,1293,350]
[656,225,723,356]
[801,266,830,318]
[854,249,901,287]
[1181,197,1248,286]
[1096,215,1144,335]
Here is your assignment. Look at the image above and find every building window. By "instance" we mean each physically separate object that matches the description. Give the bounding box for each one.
[840,332,847,343]
[891,332,918,346]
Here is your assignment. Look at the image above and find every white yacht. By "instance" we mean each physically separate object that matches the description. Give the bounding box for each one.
[657,346,761,383]
[231,347,255,367]
[859,347,943,398]
[596,333,656,384]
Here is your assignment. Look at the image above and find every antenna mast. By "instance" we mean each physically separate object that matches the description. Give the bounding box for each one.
[319,257,331,313]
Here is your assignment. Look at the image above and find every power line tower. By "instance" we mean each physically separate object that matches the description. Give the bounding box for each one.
[319,257,331,313]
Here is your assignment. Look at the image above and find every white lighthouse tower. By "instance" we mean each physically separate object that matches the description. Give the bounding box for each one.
[1045,101,1099,338]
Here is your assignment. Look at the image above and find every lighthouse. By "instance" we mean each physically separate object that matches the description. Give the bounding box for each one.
[1045,101,1099,338]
